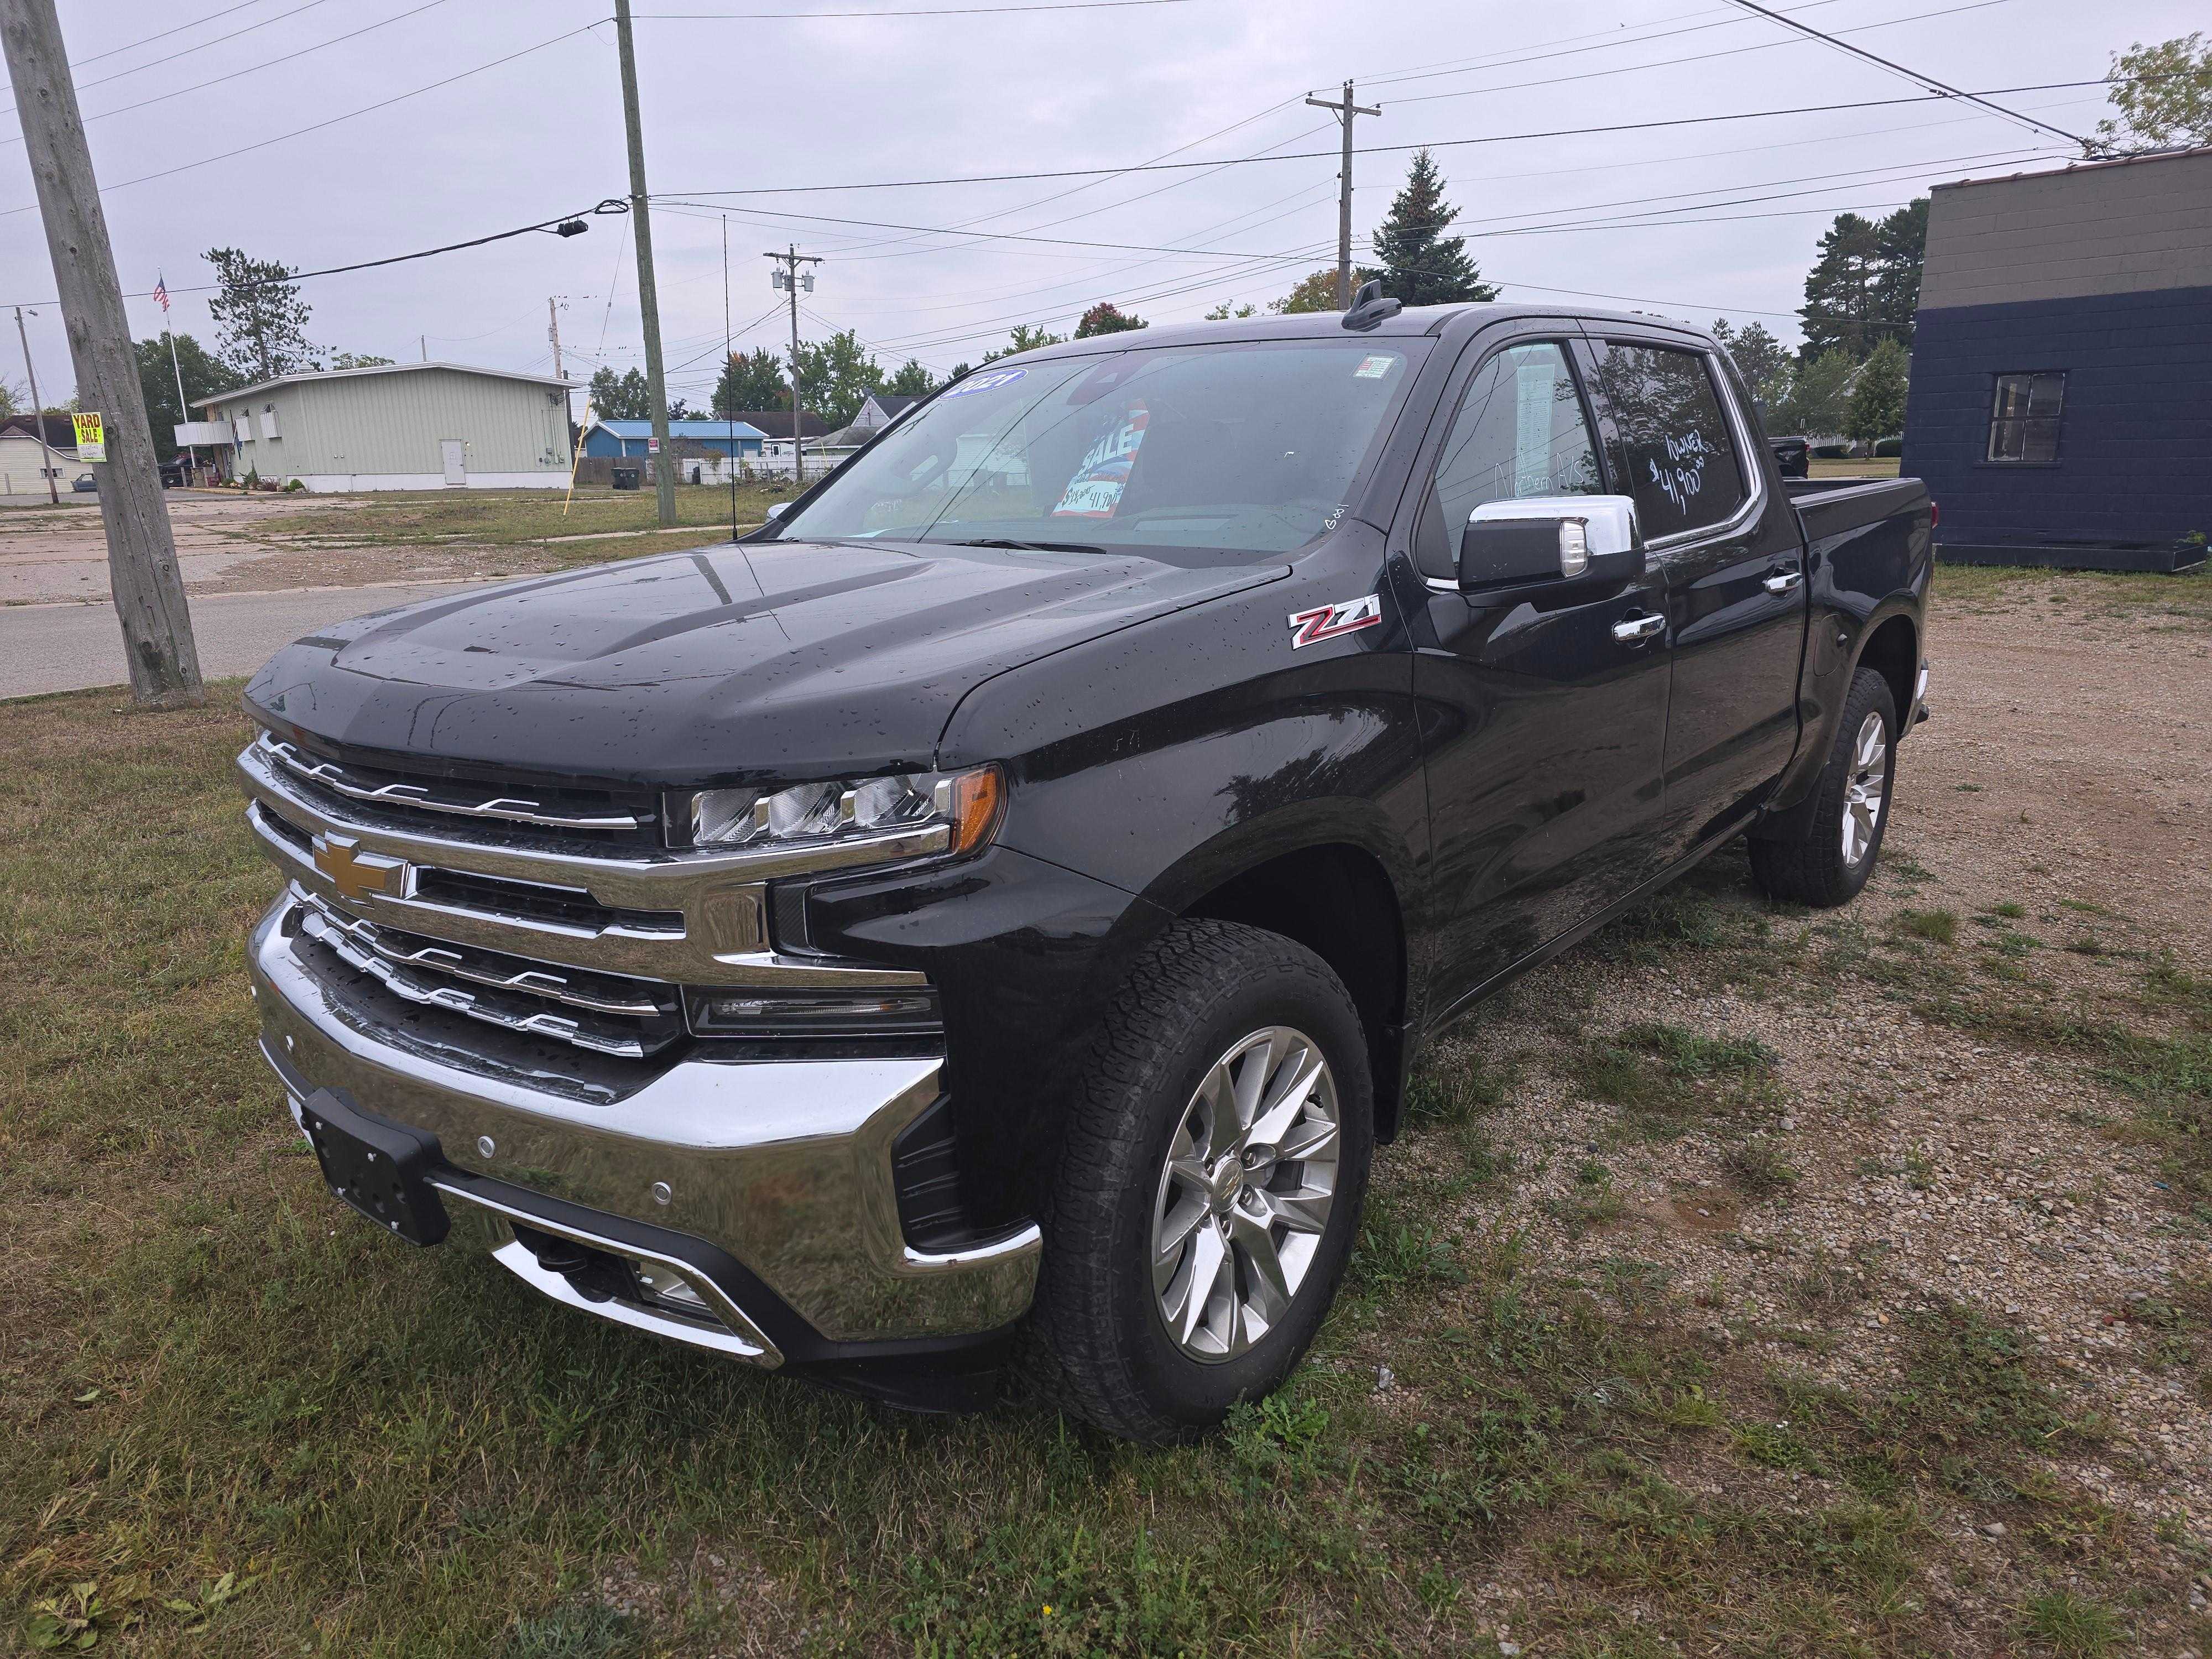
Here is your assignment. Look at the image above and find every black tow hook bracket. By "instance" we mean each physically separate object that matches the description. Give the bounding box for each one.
[509,1222,637,1305]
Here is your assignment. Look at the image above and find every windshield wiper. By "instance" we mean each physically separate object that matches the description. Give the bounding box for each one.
[940,536,1109,555]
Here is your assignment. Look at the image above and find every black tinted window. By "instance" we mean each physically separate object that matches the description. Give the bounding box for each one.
[1590,343,1747,540]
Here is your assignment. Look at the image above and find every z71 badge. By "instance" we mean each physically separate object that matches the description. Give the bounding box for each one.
[1287,594,1383,649]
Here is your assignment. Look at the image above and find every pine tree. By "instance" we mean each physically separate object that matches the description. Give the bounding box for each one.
[1370,151,1496,307]
[1798,201,1926,361]
[204,247,314,383]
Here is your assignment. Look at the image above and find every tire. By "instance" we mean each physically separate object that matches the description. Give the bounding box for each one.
[1028,919,1374,1443]
[1748,665,1898,907]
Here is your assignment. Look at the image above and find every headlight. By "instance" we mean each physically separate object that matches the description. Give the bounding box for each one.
[680,764,1003,854]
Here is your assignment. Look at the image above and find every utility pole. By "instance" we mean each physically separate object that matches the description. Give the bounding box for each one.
[612,0,675,527]
[764,244,820,486]
[13,305,59,504]
[3,0,203,705]
[1305,80,1381,309]
[546,296,567,383]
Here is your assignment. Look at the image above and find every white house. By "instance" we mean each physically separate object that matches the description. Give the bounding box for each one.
[191,362,577,492]
[0,414,76,495]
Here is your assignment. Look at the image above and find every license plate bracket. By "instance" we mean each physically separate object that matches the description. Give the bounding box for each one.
[298,1087,450,1246]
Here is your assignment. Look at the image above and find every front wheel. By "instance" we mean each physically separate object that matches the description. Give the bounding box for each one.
[1749,665,1898,907]
[1029,919,1373,1443]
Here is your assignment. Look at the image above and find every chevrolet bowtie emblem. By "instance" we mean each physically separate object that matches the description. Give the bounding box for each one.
[311,833,406,904]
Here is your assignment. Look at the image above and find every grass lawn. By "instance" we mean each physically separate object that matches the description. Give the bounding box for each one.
[3,575,2204,1652]
[251,484,800,560]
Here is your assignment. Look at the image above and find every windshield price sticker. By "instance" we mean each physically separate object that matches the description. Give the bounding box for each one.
[1353,355,1396,379]
[72,411,107,462]
[945,367,1026,399]
[1052,401,1149,519]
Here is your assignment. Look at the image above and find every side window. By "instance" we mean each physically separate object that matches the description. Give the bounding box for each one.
[1415,341,1603,578]
[1986,371,2064,462]
[1588,343,1749,541]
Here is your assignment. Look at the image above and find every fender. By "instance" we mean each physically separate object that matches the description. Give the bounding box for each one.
[1760,592,1923,827]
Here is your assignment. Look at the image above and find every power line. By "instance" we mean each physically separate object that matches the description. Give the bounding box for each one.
[66,0,288,69]
[236,201,629,289]
[0,0,340,111]
[0,0,460,146]
[658,77,2130,200]
[1719,0,2085,147]
[634,0,1192,12]
[0,20,605,217]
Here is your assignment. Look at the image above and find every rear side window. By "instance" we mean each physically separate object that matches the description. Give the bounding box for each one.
[1588,343,1748,540]
[1414,341,1604,578]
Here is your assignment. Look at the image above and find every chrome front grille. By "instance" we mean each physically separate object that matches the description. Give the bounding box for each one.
[295,890,685,1059]
[257,733,659,842]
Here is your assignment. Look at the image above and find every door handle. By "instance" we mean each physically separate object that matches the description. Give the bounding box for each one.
[1611,612,1666,643]
[1763,568,1804,594]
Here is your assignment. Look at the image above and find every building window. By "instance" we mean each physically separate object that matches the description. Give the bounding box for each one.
[1987,371,2064,463]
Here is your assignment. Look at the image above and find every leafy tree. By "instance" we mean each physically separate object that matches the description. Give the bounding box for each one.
[667,398,695,421]
[1074,301,1147,337]
[790,329,885,427]
[2095,33,2212,152]
[133,333,240,461]
[887,358,938,397]
[1270,269,1342,314]
[1844,337,1910,453]
[980,324,1067,364]
[712,348,789,415]
[203,247,314,383]
[324,352,393,369]
[1798,201,1925,361]
[1774,347,1858,437]
[1709,319,1794,422]
[0,377,24,416]
[948,362,973,381]
[1371,150,1496,307]
[1203,300,1259,320]
[586,366,653,420]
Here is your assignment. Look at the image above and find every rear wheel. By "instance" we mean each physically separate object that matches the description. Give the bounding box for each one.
[1749,666,1897,907]
[1029,919,1372,1442]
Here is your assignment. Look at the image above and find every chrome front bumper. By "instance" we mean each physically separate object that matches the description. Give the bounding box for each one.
[248,891,1040,1361]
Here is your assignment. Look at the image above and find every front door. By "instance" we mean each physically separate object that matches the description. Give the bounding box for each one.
[440,439,466,487]
[1580,336,1807,853]
[1411,333,1675,1016]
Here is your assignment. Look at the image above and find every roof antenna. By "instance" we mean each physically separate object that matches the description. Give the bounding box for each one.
[1341,279,1401,332]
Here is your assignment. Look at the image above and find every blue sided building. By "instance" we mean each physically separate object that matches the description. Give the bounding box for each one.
[579,419,769,460]
[1901,147,2211,573]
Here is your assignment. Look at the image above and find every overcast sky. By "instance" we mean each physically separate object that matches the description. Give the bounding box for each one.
[1,0,2197,408]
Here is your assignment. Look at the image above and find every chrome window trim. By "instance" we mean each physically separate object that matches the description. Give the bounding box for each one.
[258,733,648,831]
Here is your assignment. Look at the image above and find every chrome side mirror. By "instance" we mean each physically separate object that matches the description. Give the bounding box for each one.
[1459,494,1641,593]
[764,500,789,520]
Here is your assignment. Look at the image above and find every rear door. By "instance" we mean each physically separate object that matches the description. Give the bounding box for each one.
[1408,328,1674,1016]
[1578,333,1807,854]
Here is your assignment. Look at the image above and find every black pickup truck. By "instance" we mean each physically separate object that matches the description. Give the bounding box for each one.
[238,293,1930,1441]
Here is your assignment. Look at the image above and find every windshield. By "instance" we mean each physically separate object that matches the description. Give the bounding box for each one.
[770,337,1428,558]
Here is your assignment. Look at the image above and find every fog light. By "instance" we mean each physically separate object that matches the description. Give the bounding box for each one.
[685,984,942,1039]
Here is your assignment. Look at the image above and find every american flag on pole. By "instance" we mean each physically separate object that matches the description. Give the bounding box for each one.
[153,273,170,314]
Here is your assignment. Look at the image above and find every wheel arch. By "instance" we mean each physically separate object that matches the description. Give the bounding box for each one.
[1149,819,1415,1144]
[1855,609,1919,731]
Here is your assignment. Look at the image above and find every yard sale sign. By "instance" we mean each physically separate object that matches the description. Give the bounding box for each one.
[71,412,106,463]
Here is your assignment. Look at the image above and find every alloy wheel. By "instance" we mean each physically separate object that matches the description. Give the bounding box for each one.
[1841,708,1888,866]
[1149,1025,1340,1364]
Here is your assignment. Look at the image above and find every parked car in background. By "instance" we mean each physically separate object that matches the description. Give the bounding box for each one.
[236,293,1932,1441]
[160,459,190,488]
[1768,435,1810,477]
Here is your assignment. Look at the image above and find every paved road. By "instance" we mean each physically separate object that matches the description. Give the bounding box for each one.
[0,581,483,700]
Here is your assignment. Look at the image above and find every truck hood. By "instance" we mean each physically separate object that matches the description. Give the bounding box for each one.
[243,539,1285,785]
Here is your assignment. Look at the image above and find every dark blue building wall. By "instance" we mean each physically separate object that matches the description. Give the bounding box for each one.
[1901,284,2212,549]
